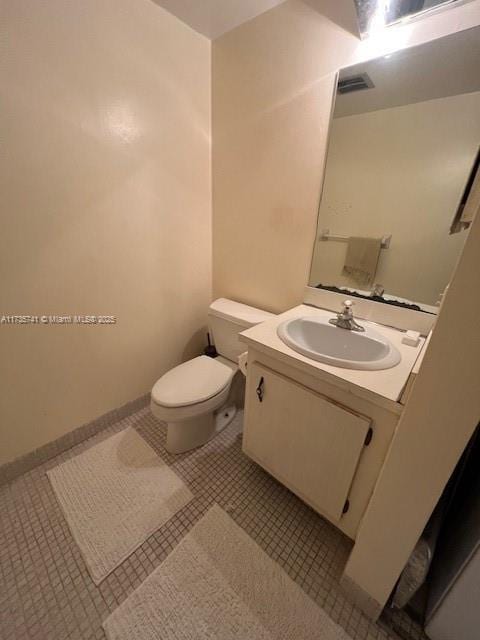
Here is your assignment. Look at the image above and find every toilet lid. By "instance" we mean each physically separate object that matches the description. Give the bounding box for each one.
[151,356,235,408]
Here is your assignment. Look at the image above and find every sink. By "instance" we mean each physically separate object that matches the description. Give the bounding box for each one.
[277,315,401,370]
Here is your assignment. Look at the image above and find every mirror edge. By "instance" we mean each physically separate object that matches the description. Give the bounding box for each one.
[306,70,338,296]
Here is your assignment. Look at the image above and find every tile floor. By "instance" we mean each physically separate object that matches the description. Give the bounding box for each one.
[0,404,426,640]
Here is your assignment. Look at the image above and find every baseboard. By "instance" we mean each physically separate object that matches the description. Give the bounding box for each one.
[340,573,383,621]
[0,394,150,487]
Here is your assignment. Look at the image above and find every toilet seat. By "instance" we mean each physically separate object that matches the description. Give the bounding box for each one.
[151,383,232,423]
[152,356,235,408]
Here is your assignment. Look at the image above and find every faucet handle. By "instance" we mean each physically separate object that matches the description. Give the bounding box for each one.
[340,299,354,318]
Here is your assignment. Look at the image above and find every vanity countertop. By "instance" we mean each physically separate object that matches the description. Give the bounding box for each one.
[239,304,426,410]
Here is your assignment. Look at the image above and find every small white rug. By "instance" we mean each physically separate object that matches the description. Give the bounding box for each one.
[103,504,353,640]
[48,428,193,584]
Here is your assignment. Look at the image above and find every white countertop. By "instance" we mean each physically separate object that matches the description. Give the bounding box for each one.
[239,304,425,407]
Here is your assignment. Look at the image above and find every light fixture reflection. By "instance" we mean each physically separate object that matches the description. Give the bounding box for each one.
[353,0,475,38]
[368,0,391,35]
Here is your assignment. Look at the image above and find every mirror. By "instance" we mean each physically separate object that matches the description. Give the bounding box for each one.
[309,27,480,314]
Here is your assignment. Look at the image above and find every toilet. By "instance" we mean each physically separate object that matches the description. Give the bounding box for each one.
[150,298,274,453]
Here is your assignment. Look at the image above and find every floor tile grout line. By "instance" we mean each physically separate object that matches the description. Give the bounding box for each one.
[0,406,423,640]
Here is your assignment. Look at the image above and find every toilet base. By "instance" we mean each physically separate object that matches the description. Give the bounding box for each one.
[165,404,236,454]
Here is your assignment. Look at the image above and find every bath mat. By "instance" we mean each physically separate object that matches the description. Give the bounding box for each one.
[47,428,193,584]
[103,504,352,640]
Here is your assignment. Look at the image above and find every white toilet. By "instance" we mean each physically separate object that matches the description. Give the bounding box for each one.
[150,298,274,454]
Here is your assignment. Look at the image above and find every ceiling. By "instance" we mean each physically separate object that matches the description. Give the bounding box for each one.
[152,0,287,39]
[334,26,480,117]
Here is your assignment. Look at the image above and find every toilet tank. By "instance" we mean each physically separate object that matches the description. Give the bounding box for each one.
[208,298,275,362]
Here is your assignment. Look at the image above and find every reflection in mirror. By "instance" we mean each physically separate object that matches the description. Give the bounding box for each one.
[309,27,480,314]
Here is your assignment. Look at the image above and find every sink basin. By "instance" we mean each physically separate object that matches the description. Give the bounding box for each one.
[277,315,401,370]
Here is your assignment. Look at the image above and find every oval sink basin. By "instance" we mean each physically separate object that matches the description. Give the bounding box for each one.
[277,316,401,370]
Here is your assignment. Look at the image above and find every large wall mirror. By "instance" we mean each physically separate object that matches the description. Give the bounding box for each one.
[309,27,480,314]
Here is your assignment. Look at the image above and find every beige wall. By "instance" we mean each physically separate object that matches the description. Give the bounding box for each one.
[212,1,357,313]
[0,0,211,465]
[212,0,480,313]
[344,192,480,613]
[310,92,479,306]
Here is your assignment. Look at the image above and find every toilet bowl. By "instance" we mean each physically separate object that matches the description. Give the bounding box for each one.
[150,299,274,454]
[151,355,237,454]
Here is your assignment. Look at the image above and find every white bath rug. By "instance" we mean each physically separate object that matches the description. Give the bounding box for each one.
[103,504,353,640]
[47,428,193,584]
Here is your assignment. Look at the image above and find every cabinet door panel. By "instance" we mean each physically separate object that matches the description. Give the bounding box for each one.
[243,362,371,522]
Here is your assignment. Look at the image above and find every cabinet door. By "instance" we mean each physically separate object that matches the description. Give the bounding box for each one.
[243,362,371,523]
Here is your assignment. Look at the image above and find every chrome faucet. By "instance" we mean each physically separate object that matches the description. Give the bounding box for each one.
[329,300,365,332]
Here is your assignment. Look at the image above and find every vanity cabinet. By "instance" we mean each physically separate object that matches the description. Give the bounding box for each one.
[244,362,372,522]
[242,348,401,539]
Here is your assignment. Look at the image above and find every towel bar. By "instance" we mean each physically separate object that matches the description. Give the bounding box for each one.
[319,229,391,249]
